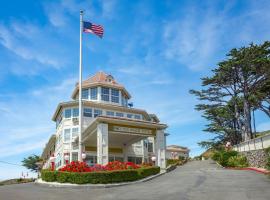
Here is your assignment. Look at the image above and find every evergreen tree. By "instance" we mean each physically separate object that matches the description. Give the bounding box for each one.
[190,41,270,148]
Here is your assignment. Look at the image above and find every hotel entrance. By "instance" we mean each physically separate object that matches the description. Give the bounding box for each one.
[81,116,167,170]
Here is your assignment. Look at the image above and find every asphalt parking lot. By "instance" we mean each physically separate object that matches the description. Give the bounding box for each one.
[1,160,270,200]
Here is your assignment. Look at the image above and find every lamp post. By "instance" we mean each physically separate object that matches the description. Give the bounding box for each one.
[151,156,156,165]
[82,152,86,161]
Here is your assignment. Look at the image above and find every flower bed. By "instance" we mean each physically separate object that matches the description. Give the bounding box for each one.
[58,161,140,173]
[41,161,160,184]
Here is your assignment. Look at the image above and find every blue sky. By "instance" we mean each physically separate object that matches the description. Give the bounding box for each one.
[1,0,270,180]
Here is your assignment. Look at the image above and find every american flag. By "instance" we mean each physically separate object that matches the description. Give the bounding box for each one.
[83,21,104,38]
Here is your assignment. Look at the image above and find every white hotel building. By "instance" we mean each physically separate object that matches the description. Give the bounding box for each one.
[42,72,168,170]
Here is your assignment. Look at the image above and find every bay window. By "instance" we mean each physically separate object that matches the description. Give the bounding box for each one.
[94,109,102,118]
[83,108,92,117]
[101,87,109,101]
[111,89,119,103]
[82,89,89,99]
[64,129,71,142]
[90,87,97,100]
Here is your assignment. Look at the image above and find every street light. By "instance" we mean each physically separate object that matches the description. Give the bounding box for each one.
[82,152,86,160]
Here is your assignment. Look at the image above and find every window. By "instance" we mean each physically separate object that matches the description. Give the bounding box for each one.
[64,129,70,142]
[72,143,79,150]
[94,109,102,118]
[134,115,141,120]
[127,114,133,118]
[122,95,128,107]
[85,155,97,166]
[148,142,153,152]
[73,108,79,117]
[90,87,97,100]
[72,152,78,162]
[128,157,142,164]
[116,112,124,117]
[83,108,92,117]
[64,109,71,118]
[72,128,78,138]
[106,111,114,116]
[111,89,119,103]
[82,89,89,99]
[56,112,63,128]
[101,87,109,101]
[144,140,148,148]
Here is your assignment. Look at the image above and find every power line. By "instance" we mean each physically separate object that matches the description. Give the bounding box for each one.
[0,160,22,167]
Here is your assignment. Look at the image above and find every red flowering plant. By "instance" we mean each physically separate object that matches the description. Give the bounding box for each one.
[59,161,142,172]
[59,161,92,172]
[104,161,140,171]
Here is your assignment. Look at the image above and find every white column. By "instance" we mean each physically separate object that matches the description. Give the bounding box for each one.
[97,123,109,165]
[119,90,122,106]
[155,130,166,171]
[97,86,101,101]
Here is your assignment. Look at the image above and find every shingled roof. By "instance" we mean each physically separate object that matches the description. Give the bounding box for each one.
[82,71,122,87]
[71,71,131,99]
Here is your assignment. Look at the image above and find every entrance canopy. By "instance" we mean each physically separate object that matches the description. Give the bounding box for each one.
[82,116,167,147]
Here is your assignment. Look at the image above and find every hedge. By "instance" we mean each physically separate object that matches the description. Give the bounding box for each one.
[41,166,160,184]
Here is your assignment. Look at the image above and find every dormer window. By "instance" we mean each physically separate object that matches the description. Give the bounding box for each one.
[105,75,114,83]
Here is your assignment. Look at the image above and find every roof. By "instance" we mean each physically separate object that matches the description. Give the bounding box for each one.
[166,145,190,153]
[41,134,56,159]
[82,116,168,142]
[71,71,131,99]
[83,71,121,86]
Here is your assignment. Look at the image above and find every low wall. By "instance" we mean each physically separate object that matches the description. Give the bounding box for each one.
[240,149,267,168]
[233,134,270,152]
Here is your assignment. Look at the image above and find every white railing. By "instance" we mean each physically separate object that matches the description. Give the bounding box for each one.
[233,133,270,152]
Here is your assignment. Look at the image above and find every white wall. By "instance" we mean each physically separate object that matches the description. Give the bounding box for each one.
[233,134,270,152]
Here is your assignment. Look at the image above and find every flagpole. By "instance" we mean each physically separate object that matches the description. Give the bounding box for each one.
[78,10,83,162]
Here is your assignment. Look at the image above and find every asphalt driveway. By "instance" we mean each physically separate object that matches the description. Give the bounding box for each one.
[1,160,270,200]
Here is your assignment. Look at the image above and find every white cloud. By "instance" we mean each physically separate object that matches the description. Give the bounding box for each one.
[100,0,117,18]
[162,1,270,71]
[0,139,48,158]
[162,8,224,71]
[0,77,76,162]
[0,21,67,72]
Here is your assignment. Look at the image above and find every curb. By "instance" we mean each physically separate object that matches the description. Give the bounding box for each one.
[215,161,269,174]
[224,167,269,174]
[35,172,166,188]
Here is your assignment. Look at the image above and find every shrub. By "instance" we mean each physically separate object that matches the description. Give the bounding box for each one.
[41,166,160,184]
[227,155,248,168]
[211,150,238,167]
[41,170,57,182]
[212,151,221,161]
[137,166,160,178]
[166,159,180,166]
